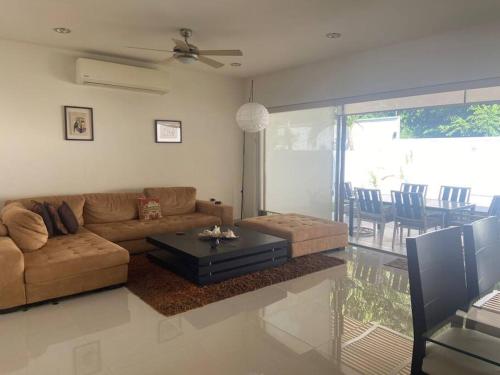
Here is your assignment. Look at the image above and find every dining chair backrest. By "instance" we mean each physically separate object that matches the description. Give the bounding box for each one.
[391,191,426,222]
[487,196,500,217]
[439,185,471,203]
[401,183,428,197]
[354,188,384,215]
[344,182,354,201]
[407,226,468,373]
[463,216,500,303]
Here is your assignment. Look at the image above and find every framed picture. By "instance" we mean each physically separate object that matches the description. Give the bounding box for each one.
[155,120,182,143]
[74,341,101,375]
[64,106,94,141]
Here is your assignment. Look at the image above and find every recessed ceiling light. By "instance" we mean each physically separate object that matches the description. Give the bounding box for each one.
[53,27,71,34]
[326,32,341,39]
[230,62,242,67]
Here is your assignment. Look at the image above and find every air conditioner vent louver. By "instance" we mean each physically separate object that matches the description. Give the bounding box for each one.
[75,58,169,94]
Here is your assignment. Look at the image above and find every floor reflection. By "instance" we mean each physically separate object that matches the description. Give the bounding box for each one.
[0,246,413,375]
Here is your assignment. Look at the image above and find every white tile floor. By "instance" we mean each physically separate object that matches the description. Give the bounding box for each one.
[0,246,412,375]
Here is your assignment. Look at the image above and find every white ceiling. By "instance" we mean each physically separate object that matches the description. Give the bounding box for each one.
[1,0,500,78]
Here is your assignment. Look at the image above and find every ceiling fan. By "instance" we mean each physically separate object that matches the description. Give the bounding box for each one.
[127,28,243,68]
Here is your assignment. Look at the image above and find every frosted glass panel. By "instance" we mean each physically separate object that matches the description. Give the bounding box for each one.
[265,107,336,219]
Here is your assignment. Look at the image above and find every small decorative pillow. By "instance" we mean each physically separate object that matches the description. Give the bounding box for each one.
[45,202,68,235]
[31,200,55,237]
[1,203,48,251]
[58,201,79,234]
[137,197,162,221]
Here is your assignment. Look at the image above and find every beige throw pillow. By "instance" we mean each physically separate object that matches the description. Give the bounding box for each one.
[1,203,48,251]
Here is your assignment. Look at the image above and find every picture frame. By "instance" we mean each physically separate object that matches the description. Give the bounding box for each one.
[155,120,182,143]
[64,106,94,141]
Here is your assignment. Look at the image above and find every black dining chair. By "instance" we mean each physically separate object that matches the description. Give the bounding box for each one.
[463,216,500,304]
[448,195,500,226]
[401,183,428,197]
[439,185,471,203]
[407,227,499,374]
[391,191,442,249]
[354,187,393,244]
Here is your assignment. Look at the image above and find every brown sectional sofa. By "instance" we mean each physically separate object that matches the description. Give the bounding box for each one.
[0,187,233,311]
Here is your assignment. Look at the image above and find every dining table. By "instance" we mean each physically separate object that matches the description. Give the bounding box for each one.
[347,195,476,237]
[423,290,500,367]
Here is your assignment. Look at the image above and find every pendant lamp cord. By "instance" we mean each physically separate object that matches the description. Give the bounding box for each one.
[241,80,255,220]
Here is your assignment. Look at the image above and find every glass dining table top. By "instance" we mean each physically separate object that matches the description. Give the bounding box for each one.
[424,290,500,366]
[380,195,476,211]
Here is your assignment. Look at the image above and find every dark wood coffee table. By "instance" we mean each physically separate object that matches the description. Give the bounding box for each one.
[146,226,289,285]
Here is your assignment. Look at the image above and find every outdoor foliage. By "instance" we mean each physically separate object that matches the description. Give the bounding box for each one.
[348,103,500,138]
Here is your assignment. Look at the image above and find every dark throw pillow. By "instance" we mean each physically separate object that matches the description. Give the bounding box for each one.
[58,201,79,234]
[45,202,68,235]
[31,200,55,237]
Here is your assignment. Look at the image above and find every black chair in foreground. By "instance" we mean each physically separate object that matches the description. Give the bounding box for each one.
[463,216,500,304]
[407,227,499,374]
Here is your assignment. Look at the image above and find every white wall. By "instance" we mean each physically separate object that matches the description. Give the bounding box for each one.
[252,22,500,108]
[0,40,245,216]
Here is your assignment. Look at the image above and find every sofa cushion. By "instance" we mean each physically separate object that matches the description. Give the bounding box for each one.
[83,192,142,224]
[85,212,221,243]
[7,195,85,226]
[239,213,348,242]
[137,197,162,221]
[31,201,55,237]
[1,203,48,252]
[23,227,129,284]
[58,201,79,234]
[45,202,68,235]
[144,187,196,216]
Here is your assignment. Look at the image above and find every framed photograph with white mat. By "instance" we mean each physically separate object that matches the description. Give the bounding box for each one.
[64,106,94,141]
[155,120,182,143]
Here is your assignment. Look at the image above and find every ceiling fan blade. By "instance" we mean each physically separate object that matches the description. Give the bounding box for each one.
[198,49,243,56]
[159,56,177,65]
[172,38,190,51]
[127,46,174,52]
[198,56,224,68]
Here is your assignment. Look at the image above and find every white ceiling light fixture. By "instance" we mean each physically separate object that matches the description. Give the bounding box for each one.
[53,27,71,34]
[236,80,269,133]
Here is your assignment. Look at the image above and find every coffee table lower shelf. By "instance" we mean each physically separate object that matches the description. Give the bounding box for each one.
[147,246,288,285]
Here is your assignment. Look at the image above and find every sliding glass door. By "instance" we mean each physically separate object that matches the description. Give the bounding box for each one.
[262,84,500,253]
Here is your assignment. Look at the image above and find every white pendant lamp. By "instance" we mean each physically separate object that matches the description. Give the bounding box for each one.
[236,80,269,219]
[236,80,269,132]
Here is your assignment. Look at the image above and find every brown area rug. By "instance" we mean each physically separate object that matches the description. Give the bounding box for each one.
[127,253,344,317]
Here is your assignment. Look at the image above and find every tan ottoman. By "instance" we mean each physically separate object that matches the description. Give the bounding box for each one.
[239,213,348,258]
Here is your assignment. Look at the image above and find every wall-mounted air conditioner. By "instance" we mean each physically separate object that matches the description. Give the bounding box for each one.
[75,58,169,94]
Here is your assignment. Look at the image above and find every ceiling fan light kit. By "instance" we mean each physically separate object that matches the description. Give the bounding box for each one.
[127,28,243,69]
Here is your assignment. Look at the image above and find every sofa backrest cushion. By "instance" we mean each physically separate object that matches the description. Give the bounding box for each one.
[6,195,85,226]
[83,192,142,224]
[1,202,48,252]
[144,187,196,216]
